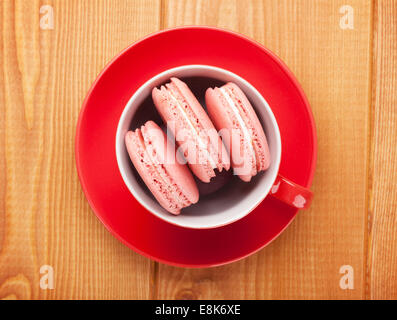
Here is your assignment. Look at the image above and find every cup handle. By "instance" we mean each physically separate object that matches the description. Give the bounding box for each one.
[269,174,313,209]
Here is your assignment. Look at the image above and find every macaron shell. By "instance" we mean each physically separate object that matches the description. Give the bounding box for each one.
[125,129,180,214]
[224,82,270,171]
[141,120,199,204]
[152,86,213,182]
[152,78,230,183]
[125,121,198,215]
[205,87,255,181]
[214,86,258,180]
[205,84,270,182]
[171,78,231,173]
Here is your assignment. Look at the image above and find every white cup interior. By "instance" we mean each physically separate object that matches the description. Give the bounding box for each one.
[116,65,281,229]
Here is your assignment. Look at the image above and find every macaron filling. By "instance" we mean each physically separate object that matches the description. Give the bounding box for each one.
[132,129,191,213]
[225,84,269,171]
[160,87,215,180]
[167,90,217,169]
[141,127,191,205]
[219,87,257,168]
[162,82,227,178]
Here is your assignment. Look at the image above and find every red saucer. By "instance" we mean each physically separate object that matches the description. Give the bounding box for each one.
[75,26,317,267]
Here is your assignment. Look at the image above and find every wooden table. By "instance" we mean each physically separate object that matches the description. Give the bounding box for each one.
[0,0,396,300]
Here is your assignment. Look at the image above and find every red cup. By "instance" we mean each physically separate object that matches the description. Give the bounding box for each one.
[116,65,313,229]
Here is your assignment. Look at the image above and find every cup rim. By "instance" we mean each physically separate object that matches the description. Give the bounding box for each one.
[115,64,282,229]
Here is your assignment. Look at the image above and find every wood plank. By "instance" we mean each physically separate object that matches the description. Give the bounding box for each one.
[156,0,372,299]
[0,0,161,300]
[367,0,397,300]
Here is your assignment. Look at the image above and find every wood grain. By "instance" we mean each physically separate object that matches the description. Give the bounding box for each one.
[156,0,372,299]
[0,0,161,300]
[0,0,396,300]
[367,0,397,300]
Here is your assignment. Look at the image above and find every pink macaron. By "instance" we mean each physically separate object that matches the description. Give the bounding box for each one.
[205,82,270,182]
[125,121,199,215]
[152,77,230,183]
